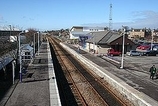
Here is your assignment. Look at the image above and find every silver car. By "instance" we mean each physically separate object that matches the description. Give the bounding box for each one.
[126,50,142,56]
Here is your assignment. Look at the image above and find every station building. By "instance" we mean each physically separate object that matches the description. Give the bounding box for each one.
[69,26,135,55]
[69,26,108,44]
[85,30,136,55]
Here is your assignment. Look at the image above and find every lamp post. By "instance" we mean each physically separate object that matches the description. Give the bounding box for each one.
[151,29,154,50]
[93,33,95,54]
[9,25,11,37]
[120,26,129,69]
[37,31,39,55]
[18,32,22,82]
[34,33,36,57]
[19,30,28,82]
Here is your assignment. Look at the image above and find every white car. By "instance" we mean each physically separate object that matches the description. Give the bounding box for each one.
[126,50,142,56]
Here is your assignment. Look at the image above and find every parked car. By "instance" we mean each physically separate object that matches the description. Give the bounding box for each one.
[107,48,121,56]
[152,45,158,53]
[142,50,157,56]
[126,50,142,56]
[136,45,150,50]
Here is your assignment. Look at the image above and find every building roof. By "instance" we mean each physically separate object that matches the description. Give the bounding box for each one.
[71,31,90,35]
[0,57,13,71]
[0,30,21,36]
[0,26,20,31]
[86,31,122,44]
[70,26,83,31]
[100,32,122,44]
[21,44,33,51]
[87,31,109,43]
[70,26,108,32]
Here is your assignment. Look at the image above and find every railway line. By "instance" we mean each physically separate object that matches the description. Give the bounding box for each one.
[48,36,133,106]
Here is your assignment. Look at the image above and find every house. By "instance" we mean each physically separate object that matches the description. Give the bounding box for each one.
[152,29,158,36]
[152,29,158,42]
[86,31,136,54]
[129,28,145,39]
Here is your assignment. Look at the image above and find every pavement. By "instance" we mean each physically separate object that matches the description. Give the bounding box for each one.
[1,40,61,106]
[1,41,158,106]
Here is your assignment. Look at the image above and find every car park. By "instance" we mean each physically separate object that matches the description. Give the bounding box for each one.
[126,50,142,56]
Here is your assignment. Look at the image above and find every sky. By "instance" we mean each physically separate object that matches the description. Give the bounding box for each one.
[1,0,158,31]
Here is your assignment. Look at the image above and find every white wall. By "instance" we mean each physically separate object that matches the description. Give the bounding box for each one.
[69,32,79,39]
[83,27,105,32]
[86,42,110,54]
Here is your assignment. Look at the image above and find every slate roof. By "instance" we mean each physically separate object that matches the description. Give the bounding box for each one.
[71,31,90,36]
[100,32,122,44]
[21,44,33,51]
[86,31,122,44]
[86,31,109,43]
[0,26,20,31]
[70,26,83,30]
[0,57,13,71]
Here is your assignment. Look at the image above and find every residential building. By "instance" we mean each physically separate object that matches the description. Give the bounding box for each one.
[152,29,158,37]
[129,28,145,39]
[151,29,158,43]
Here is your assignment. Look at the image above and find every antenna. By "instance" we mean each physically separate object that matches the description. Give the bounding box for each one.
[109,3,112,30]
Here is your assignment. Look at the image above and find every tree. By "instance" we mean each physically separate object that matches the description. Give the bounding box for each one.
[25,28,38,44]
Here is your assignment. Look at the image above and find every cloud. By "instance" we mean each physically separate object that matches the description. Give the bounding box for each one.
[82,10,158,29]
[0,15,3,20]
[129,10,158,28]
[29,18,34,21]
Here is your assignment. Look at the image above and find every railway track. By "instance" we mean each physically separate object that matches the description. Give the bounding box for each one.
[48,36,133,106]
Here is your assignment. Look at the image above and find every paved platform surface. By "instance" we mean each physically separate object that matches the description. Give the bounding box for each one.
[2,41,61,106]
[68,44,158,102]
[2,41,158,105]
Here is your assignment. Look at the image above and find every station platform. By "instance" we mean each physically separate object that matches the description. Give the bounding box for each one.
[63,43,158,106]
[1,40,61,106]
[1,40,158,106]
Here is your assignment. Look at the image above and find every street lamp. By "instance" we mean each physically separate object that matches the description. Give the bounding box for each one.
[151,29,154,50]
[37,31,40,55]
[9,25,11,37]
[33,33,36,57]
[93,38,95,53]
[120,26,129,69]
[92,32,95,53]
[19,30,28,82]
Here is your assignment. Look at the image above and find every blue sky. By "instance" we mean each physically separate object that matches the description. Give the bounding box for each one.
[0,0,158,30]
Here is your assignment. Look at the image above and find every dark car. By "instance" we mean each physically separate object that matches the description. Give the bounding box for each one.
[142,50,157,56]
